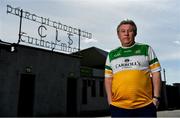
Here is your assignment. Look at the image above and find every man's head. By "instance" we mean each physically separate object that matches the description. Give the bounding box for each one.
[117,19,137,47]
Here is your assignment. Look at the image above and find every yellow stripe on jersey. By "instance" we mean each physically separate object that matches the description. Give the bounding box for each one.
[105,69,113,75]
[150,62,160,70]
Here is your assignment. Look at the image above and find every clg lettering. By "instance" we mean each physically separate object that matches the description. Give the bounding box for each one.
[6,5,92,39]
[6,4,92,53]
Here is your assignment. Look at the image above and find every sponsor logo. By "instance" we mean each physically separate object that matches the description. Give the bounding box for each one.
[115,59,141,69]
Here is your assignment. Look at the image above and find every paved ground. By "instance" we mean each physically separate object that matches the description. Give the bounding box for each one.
[157,109,180,117]
[97,109,180,117]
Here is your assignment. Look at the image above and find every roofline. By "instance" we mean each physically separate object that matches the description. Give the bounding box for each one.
[0,40,80,58]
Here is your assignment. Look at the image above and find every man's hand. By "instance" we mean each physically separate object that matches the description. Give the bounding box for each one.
[153,97,160,109]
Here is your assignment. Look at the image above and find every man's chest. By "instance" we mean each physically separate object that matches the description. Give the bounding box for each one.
[111,55,149,72]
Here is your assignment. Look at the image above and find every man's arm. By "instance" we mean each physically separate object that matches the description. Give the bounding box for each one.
[104,77,113,105]
[152,71,162,107]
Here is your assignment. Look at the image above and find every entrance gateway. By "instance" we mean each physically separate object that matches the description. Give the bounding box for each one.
[7,5,92,54]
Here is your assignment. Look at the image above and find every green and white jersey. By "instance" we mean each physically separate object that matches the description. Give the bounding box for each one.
[105,42,161,109]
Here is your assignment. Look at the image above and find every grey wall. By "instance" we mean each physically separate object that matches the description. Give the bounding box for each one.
[0,44,80,116]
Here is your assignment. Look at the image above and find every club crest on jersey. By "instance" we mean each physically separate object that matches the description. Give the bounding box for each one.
[135,50,141,54]
[124,59,130,62]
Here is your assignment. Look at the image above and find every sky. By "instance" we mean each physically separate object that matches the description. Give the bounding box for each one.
[0,0,180,85]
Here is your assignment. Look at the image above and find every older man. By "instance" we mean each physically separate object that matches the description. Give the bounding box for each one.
[104,19,162,117]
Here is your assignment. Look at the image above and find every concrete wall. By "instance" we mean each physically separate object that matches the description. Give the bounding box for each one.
[0,44,80,116]
[0,44,19,116]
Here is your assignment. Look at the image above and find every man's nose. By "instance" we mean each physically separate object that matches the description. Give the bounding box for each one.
[125,31,129,35]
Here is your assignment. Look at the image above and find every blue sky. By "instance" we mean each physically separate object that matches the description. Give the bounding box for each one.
[0,0,180,85]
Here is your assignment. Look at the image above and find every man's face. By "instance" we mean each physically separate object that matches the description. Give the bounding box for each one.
[117,24,136,47]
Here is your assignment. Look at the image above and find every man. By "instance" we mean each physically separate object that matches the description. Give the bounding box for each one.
[104,19,162,117]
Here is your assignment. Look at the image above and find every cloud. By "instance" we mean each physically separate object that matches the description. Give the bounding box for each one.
[159,52,180,62]
[82,38,98,44]
[173,40,180,45]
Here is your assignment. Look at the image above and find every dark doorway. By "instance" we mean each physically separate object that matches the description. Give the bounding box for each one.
[82,79,87,104]
[18,74,35,117]
[66,77,77,116]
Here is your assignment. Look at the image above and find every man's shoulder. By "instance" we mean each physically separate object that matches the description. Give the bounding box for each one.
[107,47,121,61]
[108,47,121,55]
[135,42,150,47]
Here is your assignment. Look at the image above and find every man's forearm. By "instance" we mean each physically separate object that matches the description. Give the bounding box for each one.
[152,71,162,97]
[104,77,112,105]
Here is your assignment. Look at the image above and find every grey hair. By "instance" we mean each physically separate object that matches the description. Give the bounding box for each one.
[117,19,137,36]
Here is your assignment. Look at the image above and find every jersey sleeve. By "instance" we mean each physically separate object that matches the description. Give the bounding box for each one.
[148,46,161,73]
[105,54,113,78]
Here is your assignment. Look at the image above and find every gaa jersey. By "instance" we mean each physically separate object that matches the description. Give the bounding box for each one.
[105,42,161,109]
